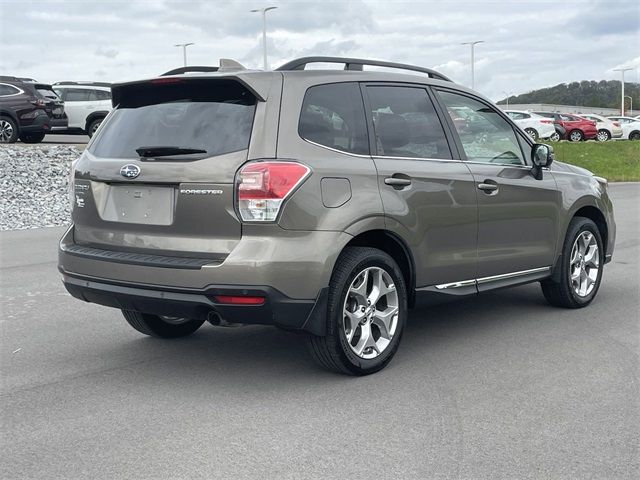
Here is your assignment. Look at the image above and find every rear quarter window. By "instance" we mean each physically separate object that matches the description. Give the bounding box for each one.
[298,82,369,155]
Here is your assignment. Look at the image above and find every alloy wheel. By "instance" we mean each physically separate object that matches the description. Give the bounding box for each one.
[596,130,609,142]
[342,267,399,359]
[0,119,14,142]
[570,231,600,297]
[569,130,582,142]
[549,132,560,142]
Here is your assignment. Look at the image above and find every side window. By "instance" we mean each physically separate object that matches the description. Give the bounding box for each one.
[560,114,574,121]
[298,82,369,155]
[507,112,523,120]
[0,84,20,96]
[437,90,524,165]
[365,86,451,159]
[64,89,92,102]
[95,89,112,100]
[522,113,531,119]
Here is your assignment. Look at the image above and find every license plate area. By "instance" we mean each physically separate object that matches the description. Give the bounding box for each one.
[101,185,174,225]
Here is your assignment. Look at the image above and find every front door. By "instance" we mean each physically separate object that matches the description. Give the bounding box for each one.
[362,84,478,290]
[435,89,560,287]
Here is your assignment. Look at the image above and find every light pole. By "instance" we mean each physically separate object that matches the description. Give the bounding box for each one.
[250,6,278,70]
[502,90,514,108]
[174,43,194,67]
[461,40,484,90]
[613,67,633,115]
[624,95,633,116]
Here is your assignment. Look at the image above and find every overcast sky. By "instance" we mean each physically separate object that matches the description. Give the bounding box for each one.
[1,0,638,100]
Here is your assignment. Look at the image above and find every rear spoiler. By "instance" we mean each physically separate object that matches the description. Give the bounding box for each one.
[111,73,271,107]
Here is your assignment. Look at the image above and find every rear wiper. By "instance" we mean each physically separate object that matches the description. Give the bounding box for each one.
[136,146,207,158]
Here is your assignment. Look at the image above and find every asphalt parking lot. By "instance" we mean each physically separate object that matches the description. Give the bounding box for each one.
[1,184,638,479]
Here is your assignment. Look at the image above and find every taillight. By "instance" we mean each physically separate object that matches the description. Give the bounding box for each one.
[237,161,311,222]
[30,99,45,107]
[613,122,620,127]
[540,120,552,124]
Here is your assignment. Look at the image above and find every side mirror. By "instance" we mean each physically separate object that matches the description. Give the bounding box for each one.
[531,144,554,180]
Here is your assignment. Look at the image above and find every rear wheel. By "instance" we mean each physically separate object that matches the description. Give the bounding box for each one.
[122,310,205,338]
[307,247,407,375]
[596,130,611,142]
[0,117,18,143]
[524,128,538,141]
[568,129,583,142]
[541,217,604,308]
[87,117,104,137]
[19,132,45,144]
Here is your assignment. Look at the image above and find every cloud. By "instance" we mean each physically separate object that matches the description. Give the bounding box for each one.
[0,0,638,99]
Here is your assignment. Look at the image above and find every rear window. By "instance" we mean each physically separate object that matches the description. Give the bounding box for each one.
[90,80,256,159]
[36,86,60,100]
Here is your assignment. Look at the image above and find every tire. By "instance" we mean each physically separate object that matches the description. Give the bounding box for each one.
[568,129,583,142]
[307,247,408,375]
[19,132,46,144]
[596,129,611,142]
[0,116,18,143]
[541,217,604,308]
[549,131,561,142]
[86,117,104,138]
[524,128,538,141]
[629,131,640,141]
[122,310,205,338]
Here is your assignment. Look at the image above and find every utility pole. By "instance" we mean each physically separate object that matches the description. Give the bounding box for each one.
[502,90,514,108]
[624,95,633,116]
[613,68,633,115]
[174,43,194,67]
[461,40,484,90]
[250,6,278,70]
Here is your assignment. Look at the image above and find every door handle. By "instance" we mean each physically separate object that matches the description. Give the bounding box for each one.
[384,177,412,186]
[477,182,498,192]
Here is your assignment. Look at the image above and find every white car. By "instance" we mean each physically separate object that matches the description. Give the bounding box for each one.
[606,116,640,141]
[504,110,556,141]
[52,82,112,137]
[580,114,623,141]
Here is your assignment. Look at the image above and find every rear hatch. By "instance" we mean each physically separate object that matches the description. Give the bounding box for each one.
[71,77,264,261]
[34,84,66,120]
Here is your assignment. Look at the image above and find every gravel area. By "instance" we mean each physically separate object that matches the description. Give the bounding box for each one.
[0,145,80,230]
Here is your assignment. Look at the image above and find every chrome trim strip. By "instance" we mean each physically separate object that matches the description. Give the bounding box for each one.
[434,266,551,290]
[477,266,551,284]
[434,279,476,290]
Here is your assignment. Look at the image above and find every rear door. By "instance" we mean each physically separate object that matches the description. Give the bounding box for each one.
[71,76,279,259]
[362,84,478,290]
[434,88,560,286]
[57,87,92,128]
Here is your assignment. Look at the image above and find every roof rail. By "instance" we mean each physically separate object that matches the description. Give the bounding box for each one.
[275,56,451,81]
[53,81,112,87]
[161,66,219,76]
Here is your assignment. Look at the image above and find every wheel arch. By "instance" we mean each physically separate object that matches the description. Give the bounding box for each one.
[572,205,608,253]
[0,109,19,123]
[344,229,416,308]
[84,111,109,131]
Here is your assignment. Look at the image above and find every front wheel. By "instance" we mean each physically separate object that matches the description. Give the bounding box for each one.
[596,130,611,142]
[19,132,46,144]
[122,310,205,338]
[541,217,604,308]
[307,247,407,375]
[549,131,561,142]
[568,129,584,142]
[630,131,640,141]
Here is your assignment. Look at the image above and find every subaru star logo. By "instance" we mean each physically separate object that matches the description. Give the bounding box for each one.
[120,164,140,179]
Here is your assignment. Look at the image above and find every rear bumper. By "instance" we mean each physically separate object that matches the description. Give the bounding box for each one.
[58,225,350,335]
[19,113,68,133]
[61,271,329,335]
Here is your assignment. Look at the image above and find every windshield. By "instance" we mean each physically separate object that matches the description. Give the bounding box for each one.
[90,80,256,159]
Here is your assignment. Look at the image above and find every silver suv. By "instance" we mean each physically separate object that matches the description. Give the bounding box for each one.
[59,57,616,375]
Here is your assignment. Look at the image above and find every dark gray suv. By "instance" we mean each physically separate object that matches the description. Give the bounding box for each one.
[59,57,615,375]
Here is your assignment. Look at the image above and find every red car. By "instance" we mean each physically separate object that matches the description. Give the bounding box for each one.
[533,111,597,142]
